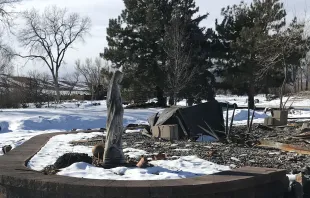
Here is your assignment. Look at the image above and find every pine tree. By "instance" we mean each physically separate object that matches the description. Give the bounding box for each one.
[215,0,286,109]
[104,0,214,105]
[162,0,214,104]
[104,0,170,106]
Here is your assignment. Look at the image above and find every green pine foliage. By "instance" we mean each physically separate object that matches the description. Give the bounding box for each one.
[215,0,290,108]
[103,0,308,107]
[104,0,215,105]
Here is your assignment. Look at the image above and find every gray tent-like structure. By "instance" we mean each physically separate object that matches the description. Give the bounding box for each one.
[148,100,225,139]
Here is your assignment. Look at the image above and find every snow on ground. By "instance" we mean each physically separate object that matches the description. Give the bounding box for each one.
[1,96,307,181]
[176,94,310,108]
[176,95,268,107]
[215,94,310,108]
[224,109,269,125]
[28,133,230,180]
[215,94,269,107]
[196,135,217,142]
[0,100,159,156]
[3,95,310,156]
[125,129,143,133]
[58,156,230,180]
[28,132,103,171]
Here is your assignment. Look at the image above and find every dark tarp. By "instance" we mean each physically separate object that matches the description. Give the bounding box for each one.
[149,100,225,139]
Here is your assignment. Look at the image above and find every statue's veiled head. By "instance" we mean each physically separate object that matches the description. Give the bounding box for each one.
[114,70,123,84]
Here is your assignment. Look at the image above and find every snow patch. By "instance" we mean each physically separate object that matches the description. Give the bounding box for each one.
[27,132,104,171]
[196,135,217,142]
[233,110,268,121]
[27,132,230,180]
[57,155,230,180]
[0,122,11,133]
[0,100,158,156]
[123,148,148,160]
[225,109,269,125]
[125,129,142,133]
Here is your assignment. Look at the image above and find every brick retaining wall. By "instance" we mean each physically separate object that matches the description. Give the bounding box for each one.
[0,131,289,198]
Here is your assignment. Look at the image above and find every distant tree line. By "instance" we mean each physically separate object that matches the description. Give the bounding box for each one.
[103,0,310,108]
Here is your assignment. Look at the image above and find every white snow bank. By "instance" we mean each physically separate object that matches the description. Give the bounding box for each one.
[233,110,268,121]
[28,133,229,180]
[215,94,267,106]
[0,122,11,133]
[0,100,158,156]
[123,148,148,160]
[287,174,296,182]
[57,155,230,180]
[125,129,142,133]
[224,109,269,125]
[27,132,104,171]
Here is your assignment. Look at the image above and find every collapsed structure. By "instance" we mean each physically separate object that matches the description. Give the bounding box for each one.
[148,101,225,140]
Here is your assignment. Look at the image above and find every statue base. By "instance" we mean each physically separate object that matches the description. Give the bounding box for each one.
[102,146,126,168]
[99,162,137,169]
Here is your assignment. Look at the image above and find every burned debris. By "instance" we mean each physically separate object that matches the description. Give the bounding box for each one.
[148,100,226,141]
[264,109,289,126]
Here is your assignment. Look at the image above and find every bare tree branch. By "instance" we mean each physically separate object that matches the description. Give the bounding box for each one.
[62,71,80,96]
[17,6,91,102]
[75,57,103,101]
[163,15,197,105]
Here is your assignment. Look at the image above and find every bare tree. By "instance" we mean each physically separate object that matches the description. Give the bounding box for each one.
[0,0,21,31]
[17,6,91,102]
[0,0,19,76]
[75,57,103,101]
[0,41,14,108]
[0,43,13,75]
[255,18,306,109]
[163,16,195,105]
[63,71,80,96]
[305,52,310,90]
[0,0,20,74]
[17,70,51,107]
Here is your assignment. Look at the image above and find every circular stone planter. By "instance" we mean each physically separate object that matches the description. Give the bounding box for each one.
[0,131,289,198]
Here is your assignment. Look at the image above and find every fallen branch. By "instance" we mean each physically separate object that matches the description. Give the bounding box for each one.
[293,132,310,139]
[258,140,310,155]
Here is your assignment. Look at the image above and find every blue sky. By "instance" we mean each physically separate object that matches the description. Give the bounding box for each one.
[10,0,309,76]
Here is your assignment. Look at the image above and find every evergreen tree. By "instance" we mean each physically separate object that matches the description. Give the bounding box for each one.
[104,0,171,106]
[215,0,286,109]
[162,0,214,105]
[104,0,214,105]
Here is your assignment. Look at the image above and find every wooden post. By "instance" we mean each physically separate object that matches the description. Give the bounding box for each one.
[225,104,229,136]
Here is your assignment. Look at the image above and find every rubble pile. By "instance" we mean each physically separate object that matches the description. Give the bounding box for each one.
[72,123,310,174]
